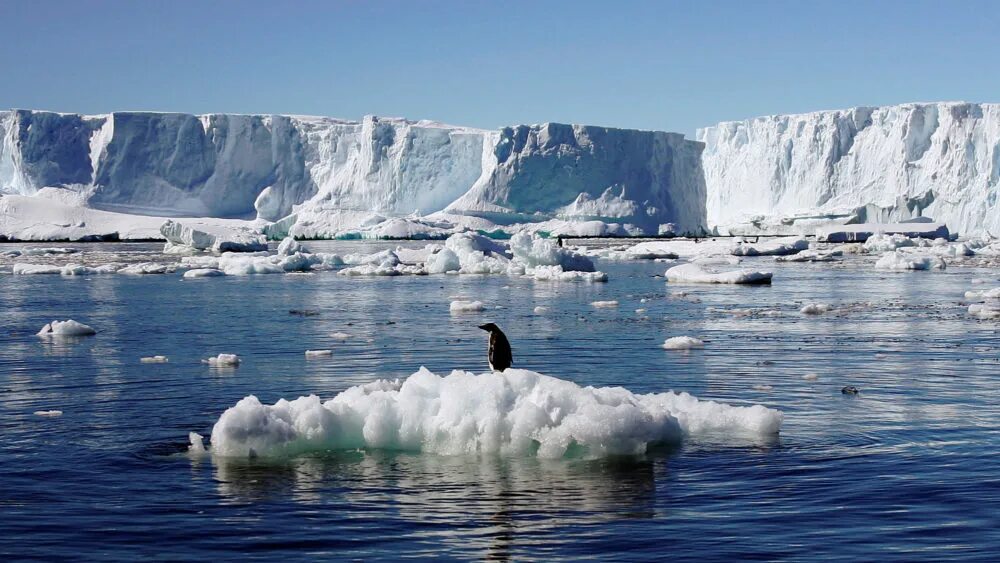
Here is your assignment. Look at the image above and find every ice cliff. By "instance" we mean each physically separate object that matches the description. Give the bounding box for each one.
[697,102,1000,236]
[0,110,707,238]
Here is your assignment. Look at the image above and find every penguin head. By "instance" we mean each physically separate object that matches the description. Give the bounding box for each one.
[478,323,500,333]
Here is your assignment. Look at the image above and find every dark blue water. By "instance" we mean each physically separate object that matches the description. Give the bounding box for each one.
[1,241,998,560]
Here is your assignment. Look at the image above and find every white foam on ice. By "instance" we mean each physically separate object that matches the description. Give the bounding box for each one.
[200,368,783,459]
[37,319,96,337]
[665,263,773,285]
[662,336,704,350]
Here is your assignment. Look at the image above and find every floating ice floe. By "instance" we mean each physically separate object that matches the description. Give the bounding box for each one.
[140,356,169,363]
[34,410,63,417]
[967,287,1000,319]
[276,237,305,256]
[863,233,916,253]
[775,249,841,262]
[591,300,619,308]
[204,354,240,367]
[533,306,549,314]
[198,368,783,459]
[731,237,808,256]
[802,373,820,381]
[874,251,947,271]
[330,332,352,340]
[305,350,333,358]
[665,263,773,285]
[37,319,97,337]
[529,265,607,282]
[3,247,78,257]
[800,303,832,315]
[450,300,486,313]
[183,268,225,278]
[118,262,174,275]
[662,336,704,350]
[161,220,267,253]
[817,222,950,243]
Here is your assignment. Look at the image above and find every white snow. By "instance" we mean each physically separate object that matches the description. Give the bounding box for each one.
[662,336,704,350]
[874,251,947,271]
[199,367,783,458]
[37,319,96,337]
[450,300,486,313]
[665,263,773,285]
[204,354,240,367]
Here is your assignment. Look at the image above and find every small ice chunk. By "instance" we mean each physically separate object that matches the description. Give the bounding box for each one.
[874,251,946,271]
[305,349,333,358]
[752,385,774,391]
[591,300,619,308]
[662,336,704,350]
[34,410,63,417]
[140,356,169,363]
[188,432,206,454]
[330,332,352,340]
[635,308,647,314]
[204,354,240,367]
[802,373,819,381]
[533,306,549,314]
[277,237,305,256]
[183,268,225,278]
[450,300,486,313]
[800,303,832,315]
[37,320,97,337]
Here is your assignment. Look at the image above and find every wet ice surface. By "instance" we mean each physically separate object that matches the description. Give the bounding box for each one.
[1,239,999,560]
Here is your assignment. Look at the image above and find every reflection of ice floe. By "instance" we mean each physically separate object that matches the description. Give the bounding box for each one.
[666,263,772,285]
[200,368,783,459]
[37,319,97,337]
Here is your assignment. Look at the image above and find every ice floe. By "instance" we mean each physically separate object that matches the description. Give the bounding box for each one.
[665,263,773,285]
[140,356,169,363]
[183,268,225,278]
[662,336,704,350]
[204,354,241,367]
[34,410,63,417]
[160,220,267,253]
[967,287,1000,319]
[591,300,619,308]
[731,237,808,256]
[37,320,97,337]
[874,251,947,271]
[199,368,783,459]
[305,350,333,358]
[800,303,832,315]
[450,300,486,313]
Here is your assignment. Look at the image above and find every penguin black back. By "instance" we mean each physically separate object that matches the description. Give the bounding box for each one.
[478,323,512,372]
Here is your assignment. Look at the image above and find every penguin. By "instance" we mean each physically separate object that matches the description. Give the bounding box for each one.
[478,323,512,372]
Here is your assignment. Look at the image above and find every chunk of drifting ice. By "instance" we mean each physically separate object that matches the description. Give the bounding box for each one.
[752,385,774,391]
[530,265,607,282]
[34,410,63,417]
[509,232,596,272]
[183,268,225,278]
[13,263,62,275]
[425,247,461,274]
[863,233,916,253]
[160,220,267,253]
[450,300,486,313]
[874,251,947,271]
[800,303,832,315]
[118,262,173,275]
[204,354,240,367]
[731,237,808,256]
[330,332,351,340]
[967,287,1000,319]
[305,350,333,358]
[591,300,619,308]
[662,336,704,350]
[775,249,841,262]
[202,368,783,458]
[140,356,169,363]
[37,320,97,337]
[533,306,549,314]
[277,237,305,256]
[188,432,206,454]
[802,373,819,381]
[665,263,773,285]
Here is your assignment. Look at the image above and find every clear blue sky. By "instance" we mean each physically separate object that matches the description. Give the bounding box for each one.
[2,0,998,136]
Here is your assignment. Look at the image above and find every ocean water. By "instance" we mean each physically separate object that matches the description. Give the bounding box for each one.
[1,240,998,560]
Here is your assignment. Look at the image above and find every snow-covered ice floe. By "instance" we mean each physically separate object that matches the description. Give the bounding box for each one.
[305,350,333,358]
[730,237,808,256]
[140,356,169,363]
[775,249,841,262]
[37,319,96,337]
[874,251,947,271]
[160,220,267,253]
[662,336,704,350]
[196,368,783,459]
[203,354,241,367]
[800,303,832,315]
[665,263,773,285]
[450,300,486,313]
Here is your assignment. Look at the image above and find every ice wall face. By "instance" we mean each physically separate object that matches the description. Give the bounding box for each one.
[1,110,707,236]
[698,102,1000,236]
[445,123,707,234]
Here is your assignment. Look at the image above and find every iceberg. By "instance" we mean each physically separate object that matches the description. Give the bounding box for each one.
[200,368,783,459]
[37,319,96,337]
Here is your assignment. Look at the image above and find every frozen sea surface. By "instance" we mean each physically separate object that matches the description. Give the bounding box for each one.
[1,239,998,560]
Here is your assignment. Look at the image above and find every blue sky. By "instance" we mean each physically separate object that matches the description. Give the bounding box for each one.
[1,0,997,136]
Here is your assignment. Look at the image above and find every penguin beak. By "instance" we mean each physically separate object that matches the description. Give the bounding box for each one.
[477,324,490,331]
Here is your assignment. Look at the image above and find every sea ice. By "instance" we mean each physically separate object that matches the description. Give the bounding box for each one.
[183,268,225,278]
[204,354,240,367]
[200,368,783,459]
[160,220,267,253]
[874,251,947,271]
[662,336,704,350]
[730,237,808,256]
[34,410,63,417]
[37,319,97,337]
[450,300,486,313]
[591,300,619,308]
[665,263,773,285]
[305,350,333,358]
[140,356,169,363]
[800,303,832,315]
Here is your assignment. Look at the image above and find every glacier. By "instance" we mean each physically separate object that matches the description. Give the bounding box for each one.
[697,102,1000,237]
[0,110,707,240]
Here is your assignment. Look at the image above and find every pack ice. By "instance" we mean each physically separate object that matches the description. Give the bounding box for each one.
[200,368,783,459]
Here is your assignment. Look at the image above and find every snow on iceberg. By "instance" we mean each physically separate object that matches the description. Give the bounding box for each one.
[200,368,782,459]
[37,320,96,337]
[665,263,773,285]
